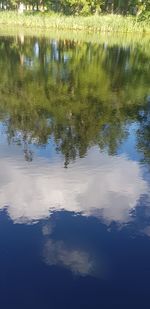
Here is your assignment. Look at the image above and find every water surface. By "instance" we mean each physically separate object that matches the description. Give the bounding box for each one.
[0,34,150,309]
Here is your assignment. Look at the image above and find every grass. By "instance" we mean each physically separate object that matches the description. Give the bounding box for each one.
[0,11,150,33]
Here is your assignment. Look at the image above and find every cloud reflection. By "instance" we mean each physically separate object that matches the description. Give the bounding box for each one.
[0,147,148,224]
[43,239,95,276]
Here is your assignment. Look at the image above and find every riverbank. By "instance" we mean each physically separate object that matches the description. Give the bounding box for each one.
[0,11,150,33]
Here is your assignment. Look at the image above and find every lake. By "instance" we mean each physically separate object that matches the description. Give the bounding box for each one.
[0,32,150,309]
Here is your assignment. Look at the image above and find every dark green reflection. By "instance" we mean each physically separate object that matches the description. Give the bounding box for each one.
[0,35,150,166]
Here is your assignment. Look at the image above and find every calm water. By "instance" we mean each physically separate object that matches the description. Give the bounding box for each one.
[0,34,150,308]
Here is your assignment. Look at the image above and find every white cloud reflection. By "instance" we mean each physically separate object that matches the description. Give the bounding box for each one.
[43,240,95,276]
[0,146,148,224]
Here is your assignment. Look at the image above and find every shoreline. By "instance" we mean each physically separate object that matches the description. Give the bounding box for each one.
[0,12,150,34]
[0,25,150,51]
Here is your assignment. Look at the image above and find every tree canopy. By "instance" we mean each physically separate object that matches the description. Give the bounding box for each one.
[0,0,150,16]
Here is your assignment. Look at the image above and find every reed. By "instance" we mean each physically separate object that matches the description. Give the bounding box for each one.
[0,11,149,33]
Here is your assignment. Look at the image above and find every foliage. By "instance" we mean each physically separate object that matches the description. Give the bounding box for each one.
[0,0,150,17]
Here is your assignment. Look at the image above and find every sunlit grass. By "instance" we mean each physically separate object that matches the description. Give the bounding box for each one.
[0,11,150,33]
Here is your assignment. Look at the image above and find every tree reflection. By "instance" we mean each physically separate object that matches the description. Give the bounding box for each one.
[0,35,150,165]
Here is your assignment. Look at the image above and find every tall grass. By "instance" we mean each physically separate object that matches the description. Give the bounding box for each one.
[0,11,150,33]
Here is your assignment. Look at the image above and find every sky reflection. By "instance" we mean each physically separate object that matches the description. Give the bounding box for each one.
[43,239,95,276]
[0,144,148,225]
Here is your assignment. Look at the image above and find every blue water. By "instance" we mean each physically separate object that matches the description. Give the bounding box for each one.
[0,34,150,308]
